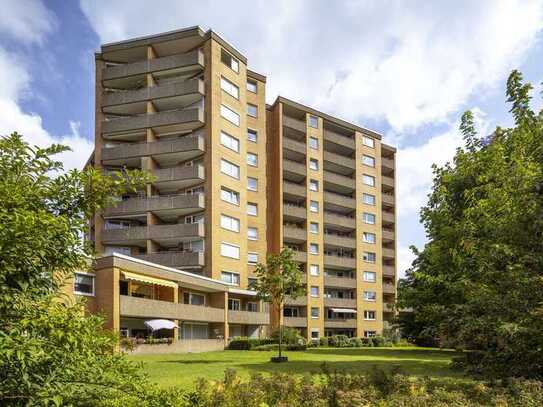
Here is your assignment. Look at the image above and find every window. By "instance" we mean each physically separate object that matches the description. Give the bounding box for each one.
[364,291,377,301]
[309,264,320,276]
[247,129,258,143]
[185,213,204,224]
[363,252,376,263]
[310,200,319,213]
[310,222,319,234]
[309,179,319,192]
[363,232,376,244]
[309,115,319,128]
[247,153,258,167]
[247,177,258,191]
[311,307,319,318]
[364,310,376,320]
[363,271,377,282]
[310,286,319,297]
[309,243,319,254]
[247,202,258,216]
[284,307,299,317]
[221,159,240,179]
[364,330,377,338]
[184,292,205,306]
[362,155,375,167]
[248,277,257,289]
[363,174,375,187]
[221,271,240,285]
[247,302,257,312]
[362,136,375,148]
[363,212,376,225]
[228,298,241,310]
[221,242,240,259]
[74,273,94,296]
[247,80,257,93]
[311,329,320,340]
[248,252,258,264]
[220,131,239,152]
[221,187,240,205]
[248,227,258,240]
[309,136,319,150]
[247,104,258,118]
[220,214,240,232]
[309,158,319,170]
[220,104,240,126]
[363,193,376,205]
[220,76,239,99]
[221,49,239,72]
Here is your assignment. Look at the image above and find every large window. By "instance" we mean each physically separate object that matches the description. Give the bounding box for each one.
[220,104,240,126]
[228,298,241,310]
[247,302,257,312]
[183,292,205,306]
[247,177,258,191]
[221,159,240,179]
[363,271,376,282]
[363,174,375,187]
[363,251,376,263]
[363,212,376,225]
[221,242,240,259]
[220,214,240,232]
[247,153,258,167]
[247,104,258,118]
[220,131,239,152]
[74,273,94,296]
[220,76,239,99]
[221,271,240,285]
[247,202,258,216]
[309,115,319,128]
[362,155,375,167]
[221,49,239,72]
[363,193,376,205]
[247,80,257,93]
[362,136,375,148]
[284,307,299,317]
[248,227,258,240]
[247,129,258,143]
[364,291,377,301]
[363,232,376,244]
[221,186,240,205]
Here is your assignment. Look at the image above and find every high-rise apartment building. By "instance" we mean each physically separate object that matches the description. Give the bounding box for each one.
[83,26,396,344]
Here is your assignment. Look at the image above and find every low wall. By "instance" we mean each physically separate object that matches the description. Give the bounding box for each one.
[129,339,225,354]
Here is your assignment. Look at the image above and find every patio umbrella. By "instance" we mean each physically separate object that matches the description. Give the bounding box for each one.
[144,319,179,331]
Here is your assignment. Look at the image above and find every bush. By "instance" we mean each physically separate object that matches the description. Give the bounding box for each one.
[362,337,374,347]
[286,343,307,351]
[372,335,386,347]
[271,326,305,345]
[348,337,364,347]
[328,335,350,347]
[252,344,279,351]
[227,337,275,350]
[319,337,329,347]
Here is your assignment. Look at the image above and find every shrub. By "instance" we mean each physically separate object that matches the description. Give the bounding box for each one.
[362,337,374,347]
[348,337,364,347]
[372,335,386,347]
[286,343,307,351]
[252,344,279,351]
[319,337,329,347]
[227,337,275,350]
[328,335,350,347]
[271,326,305,345]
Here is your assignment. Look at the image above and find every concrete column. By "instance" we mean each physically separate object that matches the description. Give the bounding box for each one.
[173,286,179,342]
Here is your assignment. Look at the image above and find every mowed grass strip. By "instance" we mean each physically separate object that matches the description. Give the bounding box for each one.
[129,347,464,389]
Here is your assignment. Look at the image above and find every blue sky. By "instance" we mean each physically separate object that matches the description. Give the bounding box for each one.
[2,0,543,277]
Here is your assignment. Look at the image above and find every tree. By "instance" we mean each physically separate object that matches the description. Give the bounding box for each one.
[252,247,305,362]
[398,71,543,378]
[0,133,188,405]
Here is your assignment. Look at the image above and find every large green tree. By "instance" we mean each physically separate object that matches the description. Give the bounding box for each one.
[0,134,187,405]
[398,71,543,379]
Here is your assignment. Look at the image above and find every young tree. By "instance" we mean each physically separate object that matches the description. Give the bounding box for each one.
[252,247,305,362]
[398,71,543,379]
[0,133,186,405]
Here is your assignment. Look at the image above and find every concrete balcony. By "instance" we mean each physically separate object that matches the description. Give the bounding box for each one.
[134,251,204,268]
[283,181,306,198]
[382,193,395,207]
[382,175,395,189]
[323,233,356,249]
[282,137,306,155]
[283,204,306,220]
[102,223,204,246]
[291,251,307,263]
[324,171,355,194]
[323,151,355,173]
[324,297,357,308]
[382,211,395,225]
[102,134,204,166]
[103,78,204,110]
[282,115,306,133]
[283,226,306,243]
[324,276,357,289]
[383,247,395,259]
[323,129,355,150]
[324,212,356,230]
[103,50,204,81]
[284,316,307,327]
[104,194,204,218]
[383,283,396,294]
[120,295,223,322]
[228,310,270,325]
[382,229,395,243]
[383,266,396,277]
[324,255,356,269]
[283,159,306,182]
[324,191,356,210]
[102,107,204,136]
[383,302,395,313]
[152,164,205,191]
[382,157,395,171]
[324,318,357,329]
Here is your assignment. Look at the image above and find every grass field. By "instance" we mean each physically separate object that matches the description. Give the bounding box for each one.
[129,347,464,389]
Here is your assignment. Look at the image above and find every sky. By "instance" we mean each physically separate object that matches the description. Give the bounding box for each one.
[2,0,543,278]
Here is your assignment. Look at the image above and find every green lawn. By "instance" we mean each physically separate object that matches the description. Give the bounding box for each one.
[129,347,464,389]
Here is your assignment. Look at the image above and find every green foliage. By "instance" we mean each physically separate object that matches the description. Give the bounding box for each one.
[328,335,350,347]
[270,326,304,345]
[398,71,543,379]
[227,338,275,350]
[348,337,363,347]
[319,337,329,347]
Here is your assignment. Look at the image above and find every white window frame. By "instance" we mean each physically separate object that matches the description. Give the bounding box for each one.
[228,298,241,310]
[73,272,95,296]
[220,214,240,233]
[220,76,239,99]
[220,131,240,153]
[363,252,376,263]
[309,200,319,213]
[221,187,240,206]
[247,177,258,191]
[309,179,319,192]
[247,153,258,167]
[221,270,240,285]
[221,49,239,73]
[309,222,319,234]
[247,129,258,143]
[220,104,240,126]
[309,136,319,150]
[364,310,376,321]
[363,174,375,187]
[363,212,376,225]
[220,242,240,259]
[363,232,376,244]
[247,104,258,118]
[247,301,258,312]
[363,271,377,283]
[311,307,319,319]
[247,80,257,93]
[310,286,319,298]
[362,136,375,148]
[309,264,320,276]
[308,115,319,128]
[362,155,375,167]
[248,227,258,240]
[309,158,319,170]
[309,243,319,255]
[363,193,376,205]
[364,291,377,302]
[248,252,258,265]
[247,202,258,216]
[221,159,240,179]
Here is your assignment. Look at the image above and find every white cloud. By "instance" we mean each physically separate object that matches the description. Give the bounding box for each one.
[80,0,543,132]
[0,0,56,44]
[397,246,417,280]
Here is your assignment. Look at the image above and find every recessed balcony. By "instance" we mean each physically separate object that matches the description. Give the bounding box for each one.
[283,181,306,199]
[382,247,395,260]
[323,129,355,151]
[152,164,205,191]
[102,223,204,247]
[282,115,306,133]
[324,254,356,269]
[324,275,357,289]
[324,297,357,308]
[324,318,357,329]
[323,212,356,231]
[383,283,396,294]
[282,159,306,182]
[134,250,204,268]
[283,204,306,220]
[323,171,355,194]
[324,191,356,212]
[382,193,395,208]
[228,310,270,325]
[323,233,356,250]
[383,265,396,277]
[283,226,307,243]
[382,211,395,226]
[284,316,307,327]
[382,229,395,243]
[323,151,355,175]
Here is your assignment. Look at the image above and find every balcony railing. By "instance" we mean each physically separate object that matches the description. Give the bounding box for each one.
[134,251,204,268]
[283,204,306,219]
[383,265,396,277]
[324,191,356,209]
[283,226,307,242]
[153,164,205,185]
[324,254,356,269]
[282,115,306,133]
[323,129,355,150]
[382,157,395,171]
[324,275,357,289]
[383,283,396,294]
[382,193,395,207]
[283,159,306,177]
[102,223,204,244]
[324,233,356,249]
[324,318,357,328]
[283,181,306,198]
[382,247,395,259]
[228,310,270,325]
[284,316,307,327]
[282,137,306,154]
[324,212,356,229]
[324,151,355,169]
[323,171,355,190]
[382,175,395,189]
[382,211,395,224]
[324,297,357,308]
[382,229,395,242]
[103,193,205,217]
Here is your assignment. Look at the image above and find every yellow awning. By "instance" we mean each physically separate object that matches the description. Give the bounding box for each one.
[122,271,178,288]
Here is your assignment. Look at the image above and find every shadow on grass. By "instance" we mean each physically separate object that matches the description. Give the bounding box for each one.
[160,359,236,365]
[305,347,459,359]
